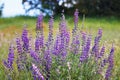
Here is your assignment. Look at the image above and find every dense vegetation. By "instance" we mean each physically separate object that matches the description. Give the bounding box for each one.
[0,9,120,80]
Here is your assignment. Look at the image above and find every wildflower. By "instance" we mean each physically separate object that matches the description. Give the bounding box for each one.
[3,45,14,70]
[46,16,54,49]
[35,37,40,51]
[32,63,44,80]
[98,28,102,38]
[98,45,105,58]
[44,49,52,79]
[30,50,41,63]
[22,27,29,52]
[36,14,43,32]
[74,9,79,29]
[35,35,44,51]
[35,13,44,52]
[71,9,80,54]
[53,34,61,55]
[16,36,25,70]
[92,29,103,58]
[105,45,114,80]
[16,37,23,54]
[80,35,91,62]
[81,32,87,46]
[59,13,69,57]
[71,31,80,54]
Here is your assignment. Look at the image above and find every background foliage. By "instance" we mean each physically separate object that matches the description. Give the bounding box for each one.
[22,0,120,16]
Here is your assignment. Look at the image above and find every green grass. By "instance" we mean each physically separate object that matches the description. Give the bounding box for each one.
[0,16,119,47]
[0,16,120,80]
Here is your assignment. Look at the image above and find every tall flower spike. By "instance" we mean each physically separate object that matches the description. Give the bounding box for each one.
[98,45,105,58]
[32,63,45,80]
[35,13,44,52]
[72,33,80,54]
[44,49,52,79]
[16,36,25,70]
[22,27,29,52]
[92,29,102,59]
[3,44,14,70]
[21,27,29,70]
[53,34,61,56]
[81,32,87,46]
[30,50,41,63]
[85,35,91,54]
[105,45,114,80]
[74,9,79,29]
[46,16,54,48]
[59,12,70,57]
[98,28,102,38]
[16,37,23,53]
[36,14,43,32]
[80,35,91,62]
[35,34,44,52]
[35,37,40,52]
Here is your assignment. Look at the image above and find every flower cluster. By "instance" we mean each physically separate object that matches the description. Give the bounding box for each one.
[2,9,114,80]
[3,45,14,70]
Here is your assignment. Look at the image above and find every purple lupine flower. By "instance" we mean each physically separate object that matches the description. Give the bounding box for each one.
[22,27,29,52]
[30,50,41,63]
[98,45,105,58]
[105,45,114,80]
[80,47,86,62]
[35,35,44,50]
[92,29,102,58]
[92,37,99,57]
[44,49,52,71]
[80,35,91,62]
[35,14,44,52]
[105,64,113,80]
[108,45,114,64]
[3,45,14,70]
[46,16,54,48]
[16,36,25,70]
[35,33,44,52]
[53,34,61,55]
[74,34,80,54]
[32,63,44,80]
[35,37,40,51]
[64,31,70,48]
[98,28,102,38]
[101,58,108,67]
[81,32,87,46]
[71,32,80,54]
[98,58,108,74]
[58,13,69,57]
[39,35,44,49]
[85,35,91,53]
[16,37,23,54]
[44,49,52,79]
[36,14,43,32]
[21,27,29,68]
[71,11,80,54]
[74,9,79,29]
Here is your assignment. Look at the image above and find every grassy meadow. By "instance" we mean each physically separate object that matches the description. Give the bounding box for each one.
[0,15,120,79]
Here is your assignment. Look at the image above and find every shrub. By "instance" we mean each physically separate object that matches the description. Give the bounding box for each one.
[2,9,114,80]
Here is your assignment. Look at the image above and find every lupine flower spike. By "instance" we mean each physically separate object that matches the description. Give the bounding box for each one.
[105,45,114,80]
[3,44,14,70]
[16,36,25,70]
[32,63,45,80]
[35,13,44,52]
